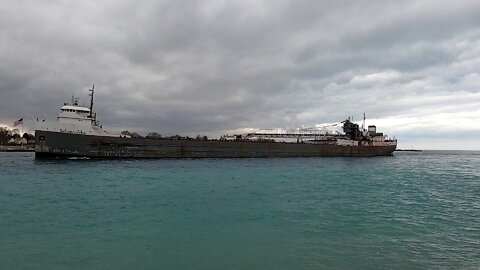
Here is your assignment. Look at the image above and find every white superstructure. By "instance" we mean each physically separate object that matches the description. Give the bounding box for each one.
[35,87,117,137]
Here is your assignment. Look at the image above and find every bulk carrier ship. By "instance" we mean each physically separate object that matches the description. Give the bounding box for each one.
[35,87,397,158]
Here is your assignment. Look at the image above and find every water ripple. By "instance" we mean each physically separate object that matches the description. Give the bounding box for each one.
[0,151,479,269]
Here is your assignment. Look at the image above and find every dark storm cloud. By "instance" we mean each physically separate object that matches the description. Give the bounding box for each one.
[0,0,479,149]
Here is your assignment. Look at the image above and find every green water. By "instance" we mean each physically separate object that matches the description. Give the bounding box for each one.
[1,151,479,269]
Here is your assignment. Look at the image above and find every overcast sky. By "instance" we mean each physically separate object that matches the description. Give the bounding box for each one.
[1,0,479,149]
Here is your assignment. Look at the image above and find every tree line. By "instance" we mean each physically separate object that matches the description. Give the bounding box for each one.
[120,131,208,140]
[0,127,210,144]
[0,127,35,144]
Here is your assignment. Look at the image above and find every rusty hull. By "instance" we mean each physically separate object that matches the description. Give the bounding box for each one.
[35,130,396,158]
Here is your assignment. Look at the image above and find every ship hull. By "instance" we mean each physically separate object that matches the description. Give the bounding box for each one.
[35,130,396,158]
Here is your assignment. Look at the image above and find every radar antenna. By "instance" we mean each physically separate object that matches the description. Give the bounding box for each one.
[71,93,79,106]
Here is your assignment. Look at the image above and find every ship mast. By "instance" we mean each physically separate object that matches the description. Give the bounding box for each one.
[362,113,366,133]
[71,93,79,106]
[89,84,94,119]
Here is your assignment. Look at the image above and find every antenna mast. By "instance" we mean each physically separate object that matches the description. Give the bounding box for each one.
[89,84,94,119]
[71,93,79,106]
[362,113,366,132]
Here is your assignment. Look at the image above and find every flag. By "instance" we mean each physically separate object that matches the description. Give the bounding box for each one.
[14,118,23,126]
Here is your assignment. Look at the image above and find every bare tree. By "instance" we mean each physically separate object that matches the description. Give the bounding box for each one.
[146,132,162,139]
[0,127,12,143]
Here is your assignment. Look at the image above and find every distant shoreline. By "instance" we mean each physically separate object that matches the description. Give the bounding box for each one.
[0,145,34,152]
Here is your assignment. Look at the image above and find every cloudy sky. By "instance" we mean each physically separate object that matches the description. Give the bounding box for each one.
[1,0,479,150]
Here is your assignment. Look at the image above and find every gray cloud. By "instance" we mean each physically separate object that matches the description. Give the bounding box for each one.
[1,0,479,149]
